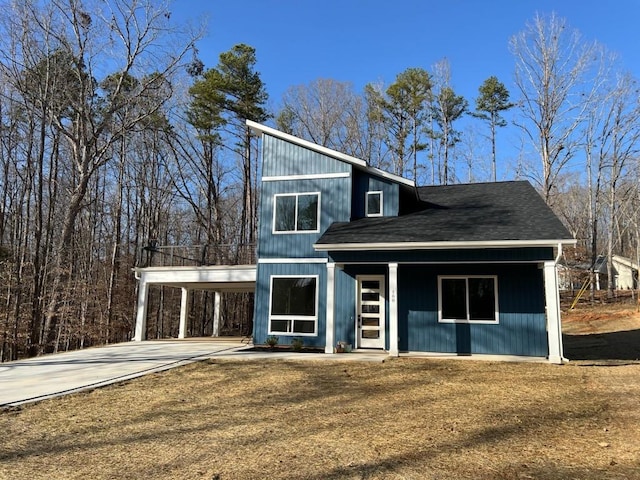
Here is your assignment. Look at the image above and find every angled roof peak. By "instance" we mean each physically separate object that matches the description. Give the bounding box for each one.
[246,120,415,188]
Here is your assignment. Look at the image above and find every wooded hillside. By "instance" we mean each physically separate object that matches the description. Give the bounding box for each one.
[1,2,638,361]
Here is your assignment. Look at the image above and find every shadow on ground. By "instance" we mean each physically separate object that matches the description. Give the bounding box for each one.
[563,329,640,361]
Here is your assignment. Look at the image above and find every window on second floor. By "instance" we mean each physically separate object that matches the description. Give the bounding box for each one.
[273,192,320,233]
[366,191,383,217]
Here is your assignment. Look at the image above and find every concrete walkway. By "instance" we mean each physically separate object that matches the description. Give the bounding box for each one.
[0,340,385,407]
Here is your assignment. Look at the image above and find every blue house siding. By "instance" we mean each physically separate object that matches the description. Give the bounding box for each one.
[351,171,399,218]
[262,134,351,177]
[397,264,547,356]
[252,262,327,348]
[258,177,351,258]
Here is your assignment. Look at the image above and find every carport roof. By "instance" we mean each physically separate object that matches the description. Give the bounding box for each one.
[133,264,256,292]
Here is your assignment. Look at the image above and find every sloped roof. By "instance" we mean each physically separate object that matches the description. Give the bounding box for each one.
[315,181,575,250]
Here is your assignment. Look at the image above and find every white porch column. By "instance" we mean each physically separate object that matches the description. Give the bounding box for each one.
[544,261,564,364]
[133,277,149,342]
[178,287,190,339]
[212,291,222,337]
[325,263,336,354]
[388,263,399,357]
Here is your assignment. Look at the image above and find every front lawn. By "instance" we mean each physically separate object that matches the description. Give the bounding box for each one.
[1,357,639,479]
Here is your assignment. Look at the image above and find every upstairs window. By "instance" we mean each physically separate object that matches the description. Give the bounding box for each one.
[366,191,383,217]
[273,193,320,233]
[438,276,498,323]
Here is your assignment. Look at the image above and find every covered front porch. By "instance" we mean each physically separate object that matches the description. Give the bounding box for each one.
[323,256,565,363]
[133,265,256,341]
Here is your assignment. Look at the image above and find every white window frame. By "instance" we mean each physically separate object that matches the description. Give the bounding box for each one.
[438,275,499,324]
[272,192,321,234]
[365,190,383,217]
[268,275,319,336]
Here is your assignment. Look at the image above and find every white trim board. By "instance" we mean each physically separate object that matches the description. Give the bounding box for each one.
[258,258,328,264]
[262,172,350,182]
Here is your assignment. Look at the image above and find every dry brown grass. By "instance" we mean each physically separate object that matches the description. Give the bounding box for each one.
[1,356,640,480]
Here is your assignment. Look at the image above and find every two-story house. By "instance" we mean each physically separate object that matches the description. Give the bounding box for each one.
[248,120,576,363]
[133,120,576,363]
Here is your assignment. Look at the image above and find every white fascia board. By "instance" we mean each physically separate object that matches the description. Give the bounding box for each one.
[363,165,415,187]
[247,120,367,167]
[313,238,577,251]
[132,265,257,284]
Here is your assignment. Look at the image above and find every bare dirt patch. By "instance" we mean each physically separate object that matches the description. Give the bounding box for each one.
[562,297,640,362]
[2,356,640,480]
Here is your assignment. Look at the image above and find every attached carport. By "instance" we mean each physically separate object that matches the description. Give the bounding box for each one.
[133,265,256,341]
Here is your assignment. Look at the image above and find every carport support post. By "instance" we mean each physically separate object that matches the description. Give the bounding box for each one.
[178,288,190,339]
[212,291,221,337]
[544,261,563,364]
[133,277,149,341]
[325,263,336,354]
[388,263,399,357]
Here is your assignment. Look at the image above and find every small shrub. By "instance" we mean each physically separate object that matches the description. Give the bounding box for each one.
[291,337,304,351]
[265,335,279,349]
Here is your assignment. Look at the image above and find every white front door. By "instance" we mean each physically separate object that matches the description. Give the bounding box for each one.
[357,275,386,349]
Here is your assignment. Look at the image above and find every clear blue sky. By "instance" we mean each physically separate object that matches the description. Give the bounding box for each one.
[172,0,640,181]
[174,0,639,106]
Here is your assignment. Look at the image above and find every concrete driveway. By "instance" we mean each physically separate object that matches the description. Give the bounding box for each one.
[0,340,244,407]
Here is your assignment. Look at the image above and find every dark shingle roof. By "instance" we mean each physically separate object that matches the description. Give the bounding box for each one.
[315,181,574,247]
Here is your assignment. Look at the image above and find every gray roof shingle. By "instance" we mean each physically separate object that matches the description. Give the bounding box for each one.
[315,181,574,247]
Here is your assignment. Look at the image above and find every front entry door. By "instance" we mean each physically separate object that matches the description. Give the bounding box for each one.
[357,275,386,349]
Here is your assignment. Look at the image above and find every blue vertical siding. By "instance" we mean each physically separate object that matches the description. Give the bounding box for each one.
[398,264,548,356]
[258,177,351,258]
[352,170,399,218]
[334,267,356,347]
[253,262,327,348]
[262,135,351,177]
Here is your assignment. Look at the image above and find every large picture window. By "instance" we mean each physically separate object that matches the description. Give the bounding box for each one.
[438,276,498,323]
[269,276,318,335]
[273,193,319,233]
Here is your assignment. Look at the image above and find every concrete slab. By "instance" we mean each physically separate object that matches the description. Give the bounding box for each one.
[0,340,386,407]
[0,340,243,407]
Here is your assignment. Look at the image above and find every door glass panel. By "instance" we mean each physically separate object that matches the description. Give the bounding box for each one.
[361,304,380,314]
[361,330,380,339]
[361,317,379,326]
[361,292,379,302]
[361,280,380,289]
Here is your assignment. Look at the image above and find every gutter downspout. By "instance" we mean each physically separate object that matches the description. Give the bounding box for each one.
[555,242,569,363]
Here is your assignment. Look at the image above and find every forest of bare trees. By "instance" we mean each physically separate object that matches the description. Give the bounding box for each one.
[1,3,639,361]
